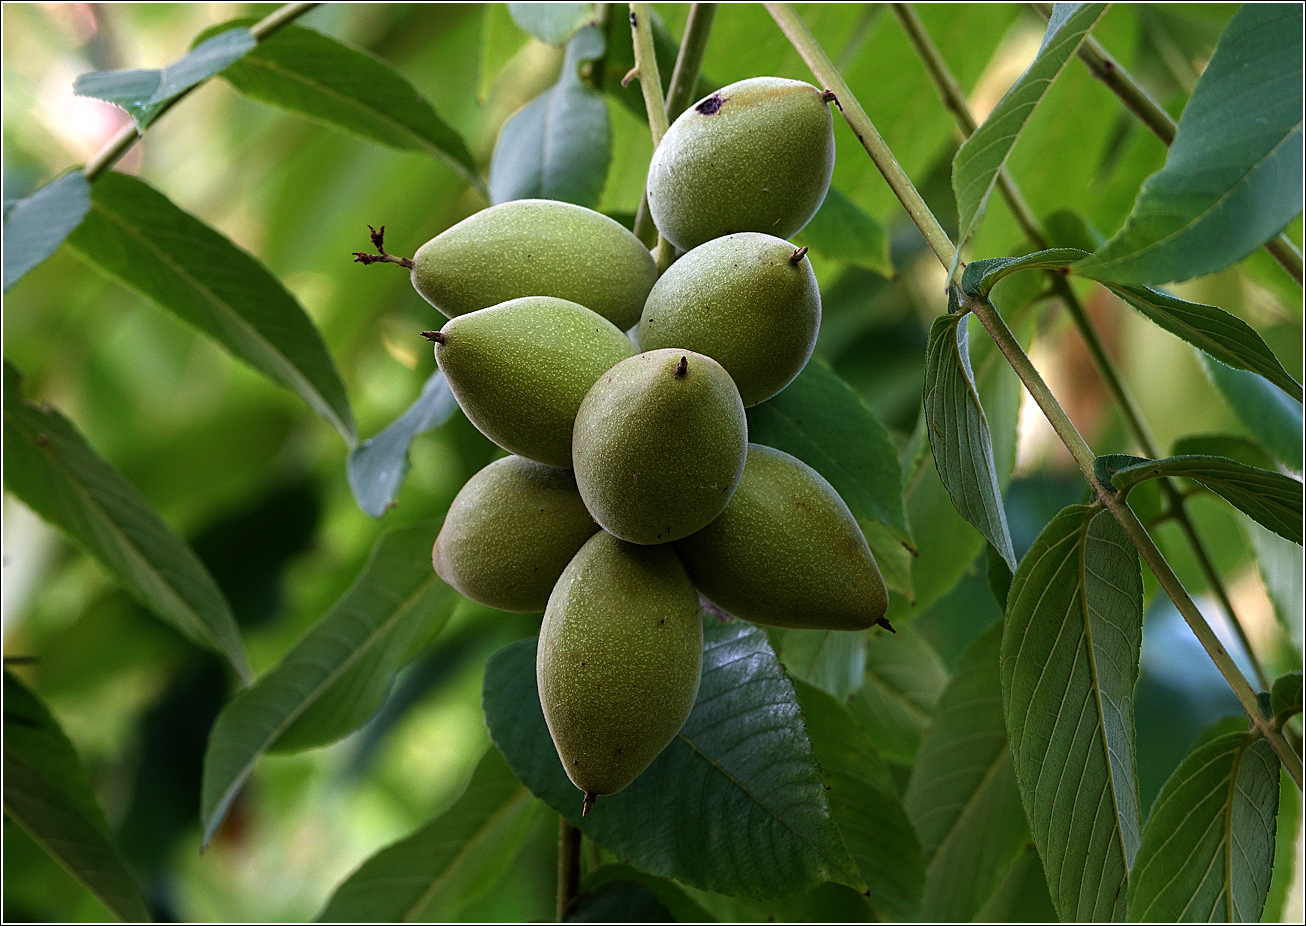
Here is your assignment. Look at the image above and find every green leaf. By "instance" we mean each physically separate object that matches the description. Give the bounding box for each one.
[1001,505,1144,921]
[575,864,715,923]
[74,28,256,128]
[985,543,1013,611]
[905,622,1038,921]
[747,357,912,593]
[3,672,152,923]
[793,680,925,921]
[2,361,249,682]
[1076,4,1304,285]
[480,4,530,102]
[317,748,539,922]
[1246,517,1303,636]
[1102,453,1302,545]
[508,2,592,46]
[1170,434,1277,471]
[1201,355,1302,472]
[951,3,1109,256]
[1100,282,1302,402]
[566,880,671,922]
[771,628,866,702]
[488,26,611,208]
[196,21,480,188]
[1271,671,1302,725]
[960,247,1089,297]
[2,171,91,293]
[923,309,1017,570]
[1128,731,1280,921]
[347,370,458,518]
[65,172,355,443]
[200,523,455,848]
[793,188,894,279]
[847,626,949,766]
[482,619,864,899]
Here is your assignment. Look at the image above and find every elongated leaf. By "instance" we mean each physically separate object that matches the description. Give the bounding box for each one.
[2,171,91,293]
[483,619,863,899]
[847,626,948,766]
[1271,671,1302,724]
[1170,434,1276,472]
[1102,453,1302,544]
[318,748,539,921]
[65,172,355,443]
[961,248,1089,297]
[488,26,611,208]
[200,523,455,847]
[4,672,152,922]
[75,28,256,128]
[1128,732,1280,921]
[1001,505,1144,922]
[196,21,479,186]
[772,627,866,702]
[1102,282,1302,402]
[347,370,459,518]
[508,2,592,46]
[923,309,1017,569]
[905,621,1039,921]
[951,4,1108,254]
[1077,4,1304,285]
[793,680,925,920]
[793,188,894,279]
[747,357,911,594]
[1201,356,1303,472]
[2,361,248,681]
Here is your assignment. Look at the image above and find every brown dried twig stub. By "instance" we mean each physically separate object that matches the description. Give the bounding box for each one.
[352,224,414,269]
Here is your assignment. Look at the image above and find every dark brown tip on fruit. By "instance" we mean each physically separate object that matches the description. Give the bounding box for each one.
[582,791,597,816]
[874,617,895,633]
[421,330,445,344]
[675,356,688,377]
[695,94,725,115]
[789,246,809,265]
[820,89,838,104]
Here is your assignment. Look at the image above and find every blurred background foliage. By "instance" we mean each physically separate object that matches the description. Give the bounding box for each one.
[2,3,1301,921]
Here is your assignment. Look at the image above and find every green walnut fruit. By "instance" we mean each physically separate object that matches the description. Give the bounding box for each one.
[537,531,702,807]
[675,444,887,630]
[432,296,636,467]
[572,349,747,544]
[646,77,835,251]
[433,456,599,612]
[411,199,657,330]
[639,233,820,407]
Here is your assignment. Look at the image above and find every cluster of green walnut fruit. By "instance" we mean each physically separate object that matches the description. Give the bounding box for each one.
[364,77,888,814]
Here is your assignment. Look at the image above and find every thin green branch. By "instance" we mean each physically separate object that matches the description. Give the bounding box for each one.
[770,2,1301,786]
[892,2,1271,689]
[557,817,582,921]
[83,2,321,183]
[629,2,674,272]
[1030,3,1304,286]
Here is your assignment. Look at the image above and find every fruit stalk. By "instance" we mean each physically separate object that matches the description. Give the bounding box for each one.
[628,2,675,272]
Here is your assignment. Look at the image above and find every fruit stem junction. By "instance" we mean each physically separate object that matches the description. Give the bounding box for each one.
[352,225,414,269]
[582,791,598,816]
[420,330,445,344]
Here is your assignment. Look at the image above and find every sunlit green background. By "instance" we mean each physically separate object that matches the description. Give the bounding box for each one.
[3,3,1301,921]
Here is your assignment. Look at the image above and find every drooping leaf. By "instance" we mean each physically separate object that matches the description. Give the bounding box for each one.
[905,621,1039,921]
[1128,731,1280,921]
[960,248,1090,297]
[317,748,539,922]
[1076,4,1304,285]
[1201,356,1303,472]
[65,172,356,443]
[793,188,894,279]
[1001,505,1144,922]
[488,26,611,208]
[1101,453,1302,545]
[508,2,593,46]
[923,308,1017,569]
[2,171,91,293]
[2,361,249,682]
[347,370,459,518]
[793,680,925,921]
[772,627,866,702]
[200,523,455,847]
[951,3,1109,258]
[195,21,480,188]
[847,626,949,766]
[1271,671,1302,725]
[482,619,864,899]
[3,672,152,923]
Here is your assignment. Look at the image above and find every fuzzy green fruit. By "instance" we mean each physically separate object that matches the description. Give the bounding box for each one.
[646,77,834,251]
[675,444,887,630]
[639,232,820,407]
[537,531,702,805]
[572,349,747,544]
[411,199,657,330]
[433,297,636,467]
[433,456,599,612]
